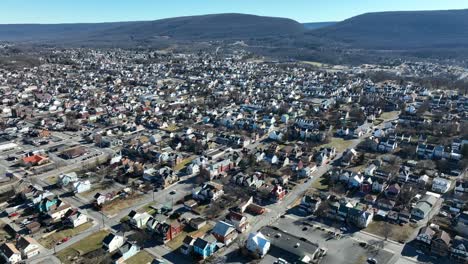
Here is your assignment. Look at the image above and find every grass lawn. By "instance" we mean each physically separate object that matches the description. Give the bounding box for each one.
[46,175,58,185]
[102,194,143,216]
[39,222,93,249]
[174,156,195,171]
[166,224,213,250]
[310,175,329,191]
[321,137,355,153]
[79,182,114,198]
[137,202,156,213]
[379,111,400,121]
[364,221,416,242]
[56,230,109,264]
[161,124,179,132]
[125,251,154,264]
[192,204,209,215]
[348,164,367,173]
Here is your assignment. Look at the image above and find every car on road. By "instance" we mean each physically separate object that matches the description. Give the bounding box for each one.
[57,237,69,245]
[367,257,378,264]
[8,212,19,218]
[169,190,176,195]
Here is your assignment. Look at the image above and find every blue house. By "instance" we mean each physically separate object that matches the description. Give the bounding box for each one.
[115,241,140,263]
[193,235,217,259]
[38,197,58,213]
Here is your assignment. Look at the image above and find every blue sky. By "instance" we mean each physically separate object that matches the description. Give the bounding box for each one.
[2,0,467,24]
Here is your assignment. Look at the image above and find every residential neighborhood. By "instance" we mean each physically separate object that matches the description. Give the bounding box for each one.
[0,45,466,264]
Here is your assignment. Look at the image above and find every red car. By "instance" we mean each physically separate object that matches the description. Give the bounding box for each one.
[8,212,19,218]
[57,237,70,245]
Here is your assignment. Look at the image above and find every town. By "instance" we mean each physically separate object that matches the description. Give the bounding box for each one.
[0,46,466,264]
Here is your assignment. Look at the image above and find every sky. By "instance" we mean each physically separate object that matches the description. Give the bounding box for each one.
[2,0,468,24]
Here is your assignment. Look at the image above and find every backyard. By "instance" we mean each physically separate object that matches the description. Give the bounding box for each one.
[166,223,213,250]
[39,222,94,249]
[364,221,417,242]
[56,230,109,264]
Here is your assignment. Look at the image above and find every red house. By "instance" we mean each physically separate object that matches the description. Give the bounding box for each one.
[271,185,286,202]
[154,222,183,243]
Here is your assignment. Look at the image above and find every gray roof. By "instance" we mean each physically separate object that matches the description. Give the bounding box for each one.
[212,221,235,237]
[260,226,320,260]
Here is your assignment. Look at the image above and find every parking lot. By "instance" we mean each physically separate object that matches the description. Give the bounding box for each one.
[266,216,395,264]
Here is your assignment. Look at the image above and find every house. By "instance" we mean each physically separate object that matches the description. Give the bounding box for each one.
[246,232,270,258]
[189,217,207,230]
[115,241,140,264]
[411,194,438,220]
[315,147,336,166]
[297,163,317,178]
[453,211,468,237]
[341,148,358,166]
[184,199,198,211]
[299,195,321,214]
[212,221,238,245]
[57,172,78,186]
[432,177,451,194]
[72,180,91,193]
[385,183,401,199]
[192,182,224,202]
[0,243,21,264]
[376,198,395,211]
[415,227,436,250]
[70,211,88,227]
[431,231,451,257]
[371,177,387,193]
[270,185,286,202]
[226,211,249,233]
[180,236,195,255]
[193,235,217,259]
[348,173,364,188]
[269,131,284,141]
[378,139,398,152]
[153,222,183,243]
[16,236,39,259]
[365,164,377,176]
[128,211,152,229]
[21,154,49,167]
[454,180,468,196]
[102,233,125,253]
[347,204,374,228]
[37,196,59,212]
[450,236,468,263]
[47,202,72,221]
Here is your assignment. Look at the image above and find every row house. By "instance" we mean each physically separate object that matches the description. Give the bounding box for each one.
[192,182,224,202]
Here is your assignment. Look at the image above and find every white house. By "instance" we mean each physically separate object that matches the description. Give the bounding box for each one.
[187,163,200,175]
[246,232,270,258]
[68,212,88,227]
[73,180,91,193]
[432,177,451,194]
[0,243,22,264]
[128,211,152,229]
[58,172,78,186]
[268,131,284,142]
[102,233,125,253]
[16,237,39,259]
